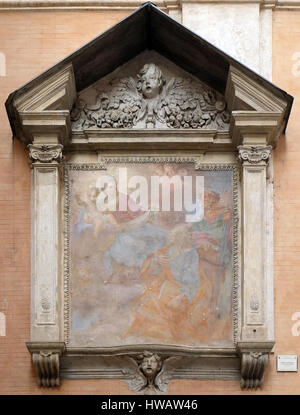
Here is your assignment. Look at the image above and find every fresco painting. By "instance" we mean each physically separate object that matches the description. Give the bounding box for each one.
[68,163,234,347]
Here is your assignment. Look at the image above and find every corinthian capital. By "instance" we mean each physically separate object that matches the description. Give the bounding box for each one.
[28,143,63,164]
[238,145,272,165]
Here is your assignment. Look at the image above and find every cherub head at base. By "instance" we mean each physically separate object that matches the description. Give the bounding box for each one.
[137,350,163,387]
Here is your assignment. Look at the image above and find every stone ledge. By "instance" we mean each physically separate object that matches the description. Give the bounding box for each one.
[0,0,180,11]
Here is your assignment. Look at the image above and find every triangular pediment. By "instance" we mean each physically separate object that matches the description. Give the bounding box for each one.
[5,1,293,147]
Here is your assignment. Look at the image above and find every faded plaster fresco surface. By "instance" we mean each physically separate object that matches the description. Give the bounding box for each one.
[68,164,233,347]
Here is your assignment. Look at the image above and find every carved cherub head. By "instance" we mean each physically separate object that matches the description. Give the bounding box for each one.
[137,351,162,384]
[137,63,165,99]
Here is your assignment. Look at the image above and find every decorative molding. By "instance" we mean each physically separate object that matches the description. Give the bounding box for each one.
[63,169,71,346]
[226,66,286,149]
[0,0,180,11]
[19,110,71,145]
[26,342,65,387]
[225,66,286,114]
[60,349,240,391]
[28,144,63,164]
[2,0,300,10]
[181,0,300,9]
[12,64,75,145]
[230,112,282,147]
[70,129,231,152]
[63,160,239,347]
[238,145,272,165]
[97,156,200,165]
[15,65,76,113]
[65,345,238,354]
[71,63,230,131]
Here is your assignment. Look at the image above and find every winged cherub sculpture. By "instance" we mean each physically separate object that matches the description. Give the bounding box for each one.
[71,63,230,130]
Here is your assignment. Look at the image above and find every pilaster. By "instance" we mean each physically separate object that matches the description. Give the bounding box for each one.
[28,138,63,343]
[238,144,271,340]
[234,113,277,389]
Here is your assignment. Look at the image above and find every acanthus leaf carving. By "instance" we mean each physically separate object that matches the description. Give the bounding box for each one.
[71,63,230,131]
[238,145,272,165]
[28,144,63,164]
[240,351,269,390]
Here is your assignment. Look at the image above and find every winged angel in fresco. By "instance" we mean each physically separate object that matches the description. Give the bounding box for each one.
[71,63,230,130]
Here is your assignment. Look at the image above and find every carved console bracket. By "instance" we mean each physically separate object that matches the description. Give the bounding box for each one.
[26,342,65,387]
[237,342,274,390]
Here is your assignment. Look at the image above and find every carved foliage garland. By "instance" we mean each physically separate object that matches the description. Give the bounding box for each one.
[71,63,230,130]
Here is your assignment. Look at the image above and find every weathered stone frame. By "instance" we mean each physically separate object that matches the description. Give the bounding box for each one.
[8,59,288,391]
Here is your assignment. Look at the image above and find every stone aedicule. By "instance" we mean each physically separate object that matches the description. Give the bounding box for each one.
[5,4,292,392]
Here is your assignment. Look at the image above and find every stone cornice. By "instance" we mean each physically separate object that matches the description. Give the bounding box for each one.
[0,1,299,12]
[19,110,71,144]
[14,64,76,113]
[230,111,282,147]
[180,0,300,9]
[0,0,180,11]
